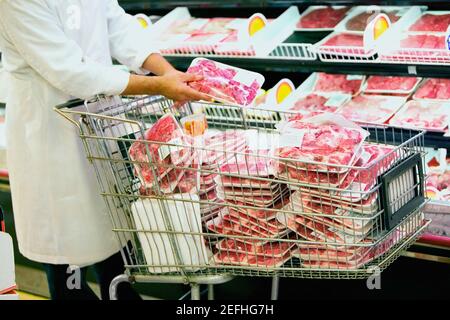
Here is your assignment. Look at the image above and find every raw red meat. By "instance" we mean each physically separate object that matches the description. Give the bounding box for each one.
[314,73,363,95]
[129,114,197,193]
[389,100,450,131]
[287,94,341,119]
[297,7,349,29]
[409,13,450,32]
[336,94,406,125]
[275,121,367,172]
[219,149,273,177]
[322,33,364,47]
[400,34,446,50]
[414,78,450,100]
[345,10,401,31]
[217,238,294,257]
[365,76,420,94]
[187,59,262,106]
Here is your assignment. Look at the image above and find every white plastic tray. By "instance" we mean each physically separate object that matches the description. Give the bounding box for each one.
[154,6,300,58]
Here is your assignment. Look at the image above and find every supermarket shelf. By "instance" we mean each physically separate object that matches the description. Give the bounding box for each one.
[119,1,450,11]
[165,55,450,78]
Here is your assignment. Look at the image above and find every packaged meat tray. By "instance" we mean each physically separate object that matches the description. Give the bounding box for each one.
[274,114,369,174]
[380,33,450,63]
[216,237,295,258]
[336,6,410,32]
[282,93,351,121]
[296,6,350,31]
[316,32,372,58]
[363,76,422,95]
[389,100,450,132]
[408,11,450,33]
[218,149,275,177]
[213,250,292,268]
[313,73,365,96]
[187,58,265,106]
[413,78,450,101]
[336,94,407,125]
[129,113,198,193]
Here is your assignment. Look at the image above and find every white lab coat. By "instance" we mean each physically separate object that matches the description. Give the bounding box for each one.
[0,0,157,266]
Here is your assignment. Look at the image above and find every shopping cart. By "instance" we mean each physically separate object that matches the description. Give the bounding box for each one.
[55,95,430,300]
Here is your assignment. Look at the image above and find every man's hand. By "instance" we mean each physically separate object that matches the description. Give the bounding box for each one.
[155,70,211,102]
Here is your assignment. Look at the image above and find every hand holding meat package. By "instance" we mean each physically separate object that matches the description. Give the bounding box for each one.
[187,58,265,106]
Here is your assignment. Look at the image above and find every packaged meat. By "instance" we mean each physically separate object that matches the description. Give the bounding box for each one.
[408,12,450,33]
[343,9,403,32]
[296,6,350,30]
[318,33,369,57]
[274,114,369,173]
[187,58,265,106]
[413,78,450,101]
[228,196,290,220]
[313,73,364,96]
[213,250,291,268]
[216,238,295,258]
[336,94,407,125]
[129,113,197,193]
[285,93,350,120]
[389,100,450,132]
[400,34,446,50]
[219,149,274,177]
[364,76,422,95]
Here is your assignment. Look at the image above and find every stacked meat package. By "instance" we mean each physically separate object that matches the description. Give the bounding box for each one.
[198,130,248,221]
[273,114,420,269]
[129,113,199,195]
[209,146,295,267]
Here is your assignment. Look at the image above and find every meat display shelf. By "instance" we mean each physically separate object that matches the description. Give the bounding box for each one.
[165,54,450,78]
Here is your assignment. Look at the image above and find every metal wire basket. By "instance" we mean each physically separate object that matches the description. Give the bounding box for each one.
[55,96,429,290]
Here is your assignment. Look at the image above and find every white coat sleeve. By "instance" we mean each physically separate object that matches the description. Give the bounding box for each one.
[0,0,130,100]
[106,1,160,74]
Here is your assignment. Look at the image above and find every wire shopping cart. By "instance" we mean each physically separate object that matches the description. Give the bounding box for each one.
[55,95,430,300]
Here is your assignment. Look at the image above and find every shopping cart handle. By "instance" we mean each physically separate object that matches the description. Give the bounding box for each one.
[55,98,84,110]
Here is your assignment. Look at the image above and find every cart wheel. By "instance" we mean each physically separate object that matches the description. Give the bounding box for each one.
[109,274,131,300]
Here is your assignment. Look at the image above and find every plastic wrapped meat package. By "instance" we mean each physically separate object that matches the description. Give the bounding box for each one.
[284,93,350,121]
[128,113,199,194]
[274,114,369,176]
[383,34,450,62]
[198,130,248,218]
[364,76,422,95]
[296,6,350,30]
[336,94,407,125]
[313,73,364,96]
[343,9,403,32]
[187,58,264,106]
[318,32,369,57]
[389,100,450,132]
[408,12,450,33]
[413,78,450,101]
[278,196,424,269]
